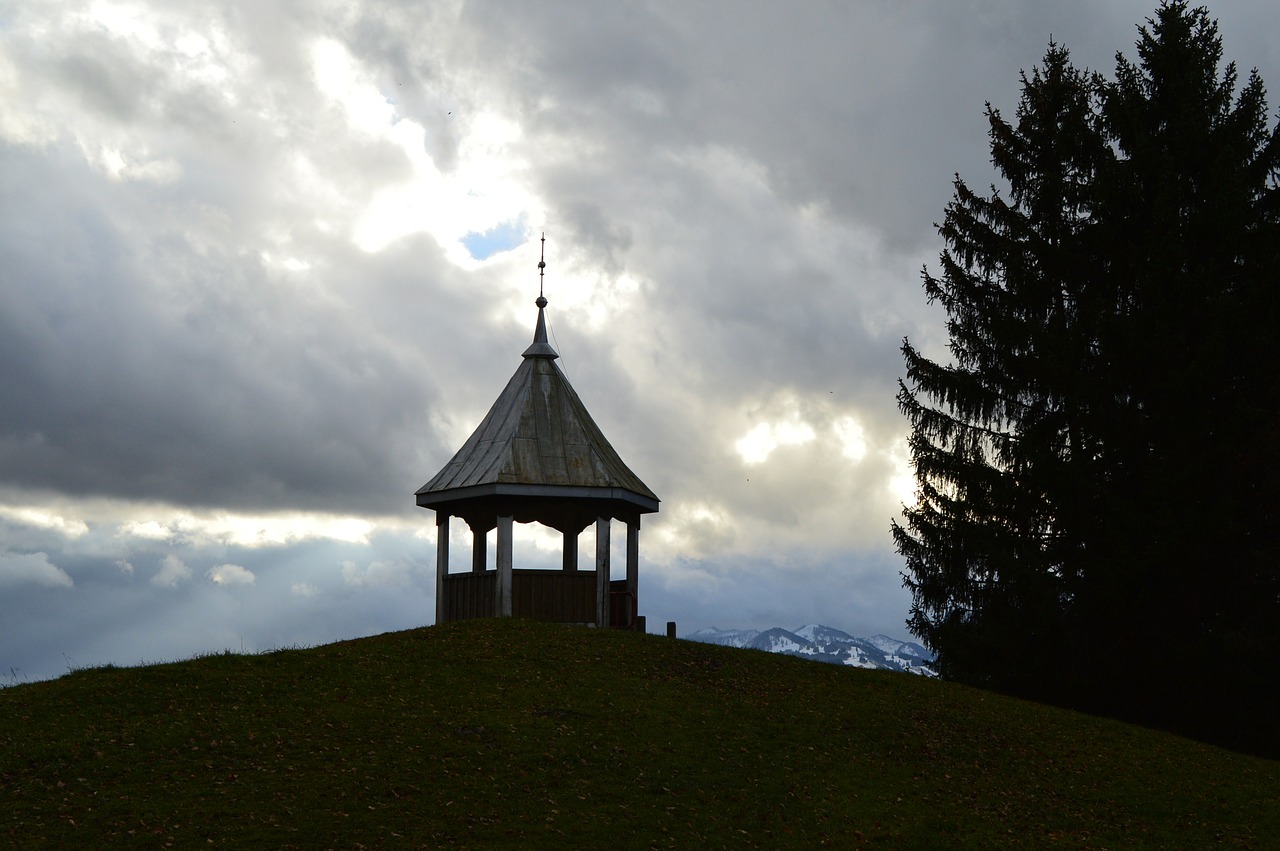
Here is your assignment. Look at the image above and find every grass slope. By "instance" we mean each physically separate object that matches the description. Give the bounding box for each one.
[2,619,1276,849]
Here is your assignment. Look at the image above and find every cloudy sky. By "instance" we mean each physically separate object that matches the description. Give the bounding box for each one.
[2,1,1276,682]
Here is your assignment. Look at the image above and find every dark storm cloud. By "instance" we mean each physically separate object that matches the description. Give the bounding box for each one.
[445,1,1031,252]
[0,130,489,514]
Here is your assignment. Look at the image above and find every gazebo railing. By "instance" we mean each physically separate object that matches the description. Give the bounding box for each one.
[441,569,608,624]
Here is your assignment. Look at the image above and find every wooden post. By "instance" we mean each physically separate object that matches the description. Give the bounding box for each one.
[472,526,487,573]
[595,516,610,627]
[563,529,578,571]
[625,519,640,629]
[666,621,677,638]
[496,514,513,618]
[435,512,449,625]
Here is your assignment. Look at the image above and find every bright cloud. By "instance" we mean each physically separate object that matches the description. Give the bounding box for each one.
[191,513,376,548]
[116,511,376,548]
[834,416,868,462]
[0,552,74,588]
[885,438,918,508]
[311,38,397,136]
[85,144,181,183]
[82,1,165,48]
[151,554,192,589]
[350,110,541,261]
[120,520,174,542]
[655,502,737,559]
[340,559,418,589]
[0,506,89,538]
[735,419,817,465]
[207,563,256,586]
[308,38,541,262]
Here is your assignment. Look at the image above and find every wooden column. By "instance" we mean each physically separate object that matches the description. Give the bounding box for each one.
[435,512,449,625]
[472,526,486,573]
[595,516,611,627]
[563,529,578,571]
[625,518,640,629]
[496,514,513,618]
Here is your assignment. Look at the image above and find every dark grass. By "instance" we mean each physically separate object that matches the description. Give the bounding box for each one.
[1,618,1276,848]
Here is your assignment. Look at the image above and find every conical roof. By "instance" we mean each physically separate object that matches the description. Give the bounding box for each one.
[415,299,659,517]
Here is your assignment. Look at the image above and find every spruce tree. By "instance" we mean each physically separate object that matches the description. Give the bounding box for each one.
[895,2,1280,755]
[894,42,1109,699]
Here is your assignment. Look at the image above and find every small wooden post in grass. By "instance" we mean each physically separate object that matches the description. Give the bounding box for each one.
[667,621,677,639]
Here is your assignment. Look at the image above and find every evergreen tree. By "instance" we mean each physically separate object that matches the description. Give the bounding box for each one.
[894,2,1280,755]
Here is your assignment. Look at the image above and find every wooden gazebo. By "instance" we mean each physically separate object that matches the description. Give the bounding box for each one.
[416,261,658,629]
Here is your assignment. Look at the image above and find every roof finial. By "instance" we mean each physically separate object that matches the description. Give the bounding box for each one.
[536,232,547,308]
[523,233,558,359]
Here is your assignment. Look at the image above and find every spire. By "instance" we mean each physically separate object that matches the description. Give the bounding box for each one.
[522,233,559,359]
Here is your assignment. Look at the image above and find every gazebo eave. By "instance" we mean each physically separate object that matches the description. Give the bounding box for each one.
[415,482,659,515]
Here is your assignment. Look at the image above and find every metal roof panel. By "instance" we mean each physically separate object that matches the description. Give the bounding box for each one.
[416,307,658,508]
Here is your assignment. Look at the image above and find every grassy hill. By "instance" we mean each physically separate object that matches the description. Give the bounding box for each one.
[1,619,1276,849]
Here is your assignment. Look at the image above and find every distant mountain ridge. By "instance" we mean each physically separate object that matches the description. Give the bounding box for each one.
[686,624,937,676]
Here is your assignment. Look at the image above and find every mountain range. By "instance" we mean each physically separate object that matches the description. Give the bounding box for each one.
[686,624,937,676]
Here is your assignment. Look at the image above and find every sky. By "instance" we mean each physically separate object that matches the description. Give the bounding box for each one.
[2,1,1277,683]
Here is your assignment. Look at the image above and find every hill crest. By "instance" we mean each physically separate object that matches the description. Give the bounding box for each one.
[1,618,1275,847]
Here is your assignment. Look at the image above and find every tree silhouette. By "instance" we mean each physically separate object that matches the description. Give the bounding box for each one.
[894,2,1280,756]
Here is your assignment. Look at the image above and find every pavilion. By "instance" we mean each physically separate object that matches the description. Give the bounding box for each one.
[415,244,659,628]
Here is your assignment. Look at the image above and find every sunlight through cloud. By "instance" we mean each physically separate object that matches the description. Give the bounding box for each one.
[0,506,89,538]
[885,438,918,507]
[115,511,376,549]
[308,39,541,264]
[834,416,868,462]
[735,420,816,465]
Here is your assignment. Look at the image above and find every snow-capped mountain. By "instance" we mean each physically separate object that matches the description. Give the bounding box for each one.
[686,624,937,676]
[682,627,760,649]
